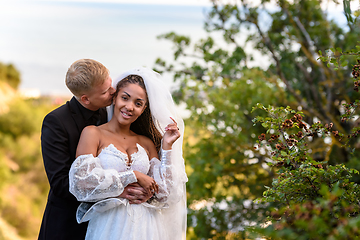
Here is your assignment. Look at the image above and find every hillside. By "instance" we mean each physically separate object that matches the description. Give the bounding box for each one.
[0,82,60,240]
[0,217,26,240]
[0,82,16,114]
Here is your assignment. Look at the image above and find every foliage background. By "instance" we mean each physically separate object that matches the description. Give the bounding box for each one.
[0,0,359,239]
[154,0,360,239]
[0,65,62,240]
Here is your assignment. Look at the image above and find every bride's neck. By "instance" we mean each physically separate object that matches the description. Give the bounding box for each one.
[107,118,132,136]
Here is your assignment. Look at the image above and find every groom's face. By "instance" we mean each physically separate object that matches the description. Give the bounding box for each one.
[86,76,115,110]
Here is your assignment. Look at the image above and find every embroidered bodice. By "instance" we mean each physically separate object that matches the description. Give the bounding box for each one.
[69,143,181,207]
[98,143,150,174]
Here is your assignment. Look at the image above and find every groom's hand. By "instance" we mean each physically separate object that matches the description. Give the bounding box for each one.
[119,183,152,204]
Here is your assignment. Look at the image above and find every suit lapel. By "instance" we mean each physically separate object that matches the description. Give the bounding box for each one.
[68,97,87,132]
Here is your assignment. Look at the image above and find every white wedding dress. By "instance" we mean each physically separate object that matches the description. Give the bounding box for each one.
[69,143,181,240]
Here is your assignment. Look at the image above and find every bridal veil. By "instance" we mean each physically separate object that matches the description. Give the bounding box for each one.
[107,67,188,240]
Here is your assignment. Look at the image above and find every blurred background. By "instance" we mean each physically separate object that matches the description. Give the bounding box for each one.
[1,0,211,96]
[0,0,359,239]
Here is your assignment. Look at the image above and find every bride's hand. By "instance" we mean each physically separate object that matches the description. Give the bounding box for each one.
[119,183,153,204]
[133,171,159,195]
[162,117,181,150]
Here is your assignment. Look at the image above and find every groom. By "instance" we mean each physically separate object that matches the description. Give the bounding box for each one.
[38,59,151,240]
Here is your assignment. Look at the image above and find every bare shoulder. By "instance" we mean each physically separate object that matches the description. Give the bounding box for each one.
[138,135,158,158]
[81,125,101,137]
[77,126,102,157]
[138,135,155,149]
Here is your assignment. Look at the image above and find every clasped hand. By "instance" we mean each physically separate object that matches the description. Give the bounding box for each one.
[120,117,180,204]
[120,182,153,204]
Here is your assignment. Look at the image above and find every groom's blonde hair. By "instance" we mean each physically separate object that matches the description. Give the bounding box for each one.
[65,59,109,97]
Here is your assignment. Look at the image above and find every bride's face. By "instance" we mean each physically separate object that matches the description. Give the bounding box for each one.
[113,83,147,124]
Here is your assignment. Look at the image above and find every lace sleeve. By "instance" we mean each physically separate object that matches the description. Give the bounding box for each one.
[147,148,182,205]
[69,154,137,202]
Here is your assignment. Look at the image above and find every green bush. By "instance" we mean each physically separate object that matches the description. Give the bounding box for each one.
[249,46,360,238]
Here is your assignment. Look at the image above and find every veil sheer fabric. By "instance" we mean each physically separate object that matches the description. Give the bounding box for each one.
[107,67,188,240]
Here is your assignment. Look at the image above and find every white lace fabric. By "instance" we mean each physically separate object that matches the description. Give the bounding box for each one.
[69,151,137,203]
[108,67,188,240]
[69,143,182,222]
[70,67,188,240]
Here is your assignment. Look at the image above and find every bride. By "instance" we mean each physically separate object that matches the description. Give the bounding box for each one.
[69,68,188,240]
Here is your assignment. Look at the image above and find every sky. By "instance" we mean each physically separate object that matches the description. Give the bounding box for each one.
[62,0,212,5]
[0,0,357,96]
[0,0,212,96]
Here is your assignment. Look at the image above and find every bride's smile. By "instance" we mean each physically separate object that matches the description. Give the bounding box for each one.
[114,84,147,123]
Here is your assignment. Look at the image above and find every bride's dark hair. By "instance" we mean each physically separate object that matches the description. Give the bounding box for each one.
[115,75,163,152]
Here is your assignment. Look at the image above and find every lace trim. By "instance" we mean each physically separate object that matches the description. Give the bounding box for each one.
[76,198,169,223]
[101,143,146,166]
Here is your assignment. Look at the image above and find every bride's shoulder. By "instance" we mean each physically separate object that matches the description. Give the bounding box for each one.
[82,125,102,136]
[137,135,153,146]
[137,135,157,156]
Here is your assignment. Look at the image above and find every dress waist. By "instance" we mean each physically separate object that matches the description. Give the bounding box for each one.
[76,198,168,223]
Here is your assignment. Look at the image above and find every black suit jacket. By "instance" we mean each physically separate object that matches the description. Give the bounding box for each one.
[38,97,107,240]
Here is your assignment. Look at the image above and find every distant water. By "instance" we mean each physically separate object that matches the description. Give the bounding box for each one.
[0,1,211,96]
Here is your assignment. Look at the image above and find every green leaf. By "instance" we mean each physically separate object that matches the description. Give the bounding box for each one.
[281,151,288,156]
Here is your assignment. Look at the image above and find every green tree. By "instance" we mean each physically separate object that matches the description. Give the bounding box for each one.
[0,63,21,89]
[181,68,284,239]
[154,0,360,238]
[0,96,55,238]
[0,70,58,238]
[0,98,39,139]
[251,46,360,238]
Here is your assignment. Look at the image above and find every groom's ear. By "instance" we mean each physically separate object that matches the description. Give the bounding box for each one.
[80,94,90,105]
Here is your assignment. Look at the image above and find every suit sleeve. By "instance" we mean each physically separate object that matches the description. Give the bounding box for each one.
[41,112,76,201]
